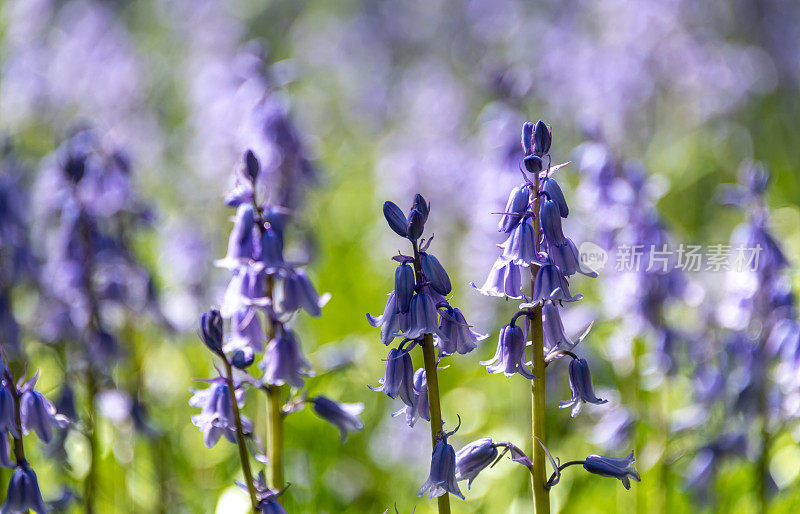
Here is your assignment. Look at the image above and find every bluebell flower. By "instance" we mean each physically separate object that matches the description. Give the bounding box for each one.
[19,379,69,444]
[311,396,364,442]
[404,291,444,340]
[498,184,531,233]
[471,257,522,299]
[0,434,12,468]
[420,252,452,295]
[481,324,534,379]
[547,238,597,277]
[367,292,409,345]
[393,368,430,427]
[383,201,408,238]
[437,307,486,357]
[559,358,608,417]
[0,381,18,438]
[394,263,415,313]
[276,268,323,317]
[583,453,640,489]
[189,377,252,448]
[261,328,312,388]
[221,265,268,318]
[1,463,48,514]
[199,308,225,357]
[539,197,568,247]
[542,303,572,352]
[369,347,415,407]
[499,217,539,266]
[226,306,265,354]
[455,437,498,489]
[532,263,582,303]
[406,209,425,240]
[418,433,464,500]
[258,498,287,514]
[541,177,568,217]
[215,204,259,269]
[258,227,284,267]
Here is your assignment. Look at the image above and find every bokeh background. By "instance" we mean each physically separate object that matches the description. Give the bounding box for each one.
[2,0,800,512]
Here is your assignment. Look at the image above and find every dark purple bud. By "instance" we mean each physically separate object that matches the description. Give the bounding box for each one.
[539,197,568,246]
[369,347,415,408]
[412,193,430,222]
[418,436,464,500]
[394,263,415,313]
[406,209,425,240]
[472,257,523,299]
[261,329,312,388]
[200,309,225,357]
[533,120,551,155]
[244,149,260,182]
[420,252,451,295]
[499,185,530,233]
[521,122,534,156]
[2,463,48,514]
[383,201,408,238]
[311,396,364,442]
[583,453,640,489]
[532,263,582,303]
[231,348,255,370]
[438,308,486,357]
[258,499,287,514]
[558,358,607,417]
[541,177,568,217]
[481,323,533,379]
[455,437,498,489]
[524,154,543,174]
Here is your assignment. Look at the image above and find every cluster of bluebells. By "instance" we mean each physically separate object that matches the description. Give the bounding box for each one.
[1,356,70,513]
[687,164,800,496]
[190,149,363,508]
[460,122,639,492]
[367,194,486,499]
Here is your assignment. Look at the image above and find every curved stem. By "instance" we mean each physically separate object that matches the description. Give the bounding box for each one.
[530,159,550,514]
[411,240,451,514]
[223,359,259,512]
[546,460,586,488]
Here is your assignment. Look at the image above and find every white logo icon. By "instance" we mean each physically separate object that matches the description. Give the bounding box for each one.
[579,241,608,274]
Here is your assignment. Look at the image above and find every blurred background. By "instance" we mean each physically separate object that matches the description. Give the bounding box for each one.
[1,0,800,512]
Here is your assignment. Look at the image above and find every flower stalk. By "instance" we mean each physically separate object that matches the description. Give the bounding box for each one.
[266,384,285,491]
[222,358,259,512]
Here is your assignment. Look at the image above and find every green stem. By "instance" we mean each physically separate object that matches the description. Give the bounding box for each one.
[266,385,285,491]
[85,366,98,514]
[756,381,770,514]
[411,240,451,514]
[529,165,550,514]
[223,359,259,512]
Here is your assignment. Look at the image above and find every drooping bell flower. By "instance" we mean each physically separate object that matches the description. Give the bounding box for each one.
[455,437,498,489]
[276,268,323,317]
[311,396,364,442]
[437,307,486,357]
[558,358,608,417]
[0,435,13,468]
[394,263,415,313]
[0,381,18,438]
[499,217,539,266]
[583,453,641,489]
[221,265,268,318]
[547,238,597,277]
[226,306,265,354]
[498,184,531,233]
[539,196,568,247]
[541,177,568,217]
[369,346,415,407]
[471,257,522,299]
[404,291,443,340]
[215,204,259,269]
[420,252,451,295]
[1,463,48,514]
[189,377,252,448]
[258,226,284,267]
[532,263,582,303]
[542,303,571,352]
[481,324,534,379]
[366,292,409,345]
[393,368,430,427]
[418,432,465,500]
[19,376,69,444]
[261,328,312,388]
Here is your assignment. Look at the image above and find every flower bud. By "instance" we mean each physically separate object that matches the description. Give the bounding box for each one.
[521,122,534,156]
[412,193,430,222]
[244,149,260,182]
[406,209,425,240]
[200,309,225,356]
[383,201,408,237]
[524,154,543,174]
[420,252,451,295]
[533,120,551,155]
[231,348,255,370]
